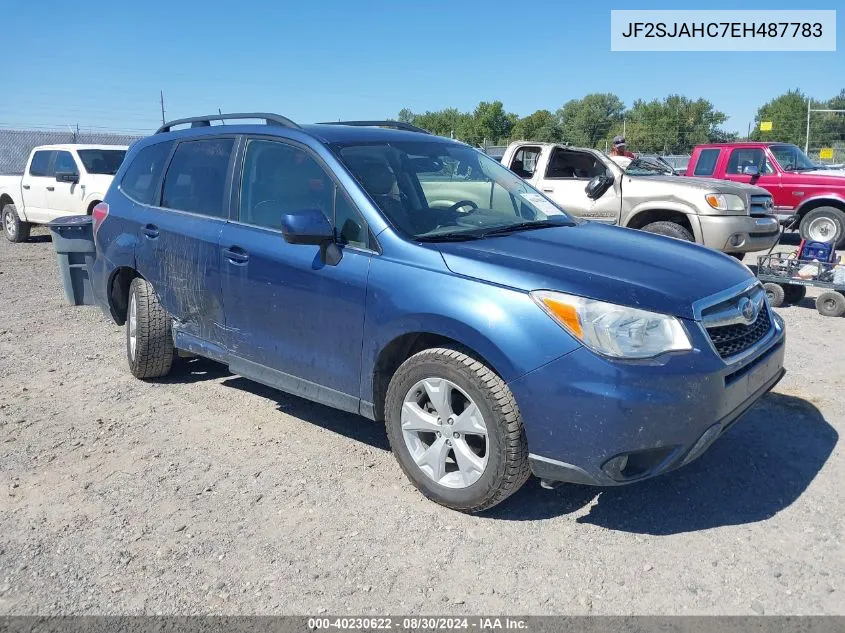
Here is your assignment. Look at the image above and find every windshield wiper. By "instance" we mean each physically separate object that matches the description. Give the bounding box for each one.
[480,219,574,237]
[415,232,483,242]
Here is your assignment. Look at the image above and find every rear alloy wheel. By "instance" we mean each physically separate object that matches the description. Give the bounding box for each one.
[126,277,174,379]
[763,282,785,308]
[640,220,694,242]
[816,291,845,318]
[2,204,31,243]
[799,206,845,247]
[385,347,529,513]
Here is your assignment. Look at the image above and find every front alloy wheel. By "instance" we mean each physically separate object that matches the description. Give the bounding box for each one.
[385,347,530,513]
[401,378,489,488]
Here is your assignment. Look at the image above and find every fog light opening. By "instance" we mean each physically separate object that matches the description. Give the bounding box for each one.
[602,446,678,481]
[728,233,746,248]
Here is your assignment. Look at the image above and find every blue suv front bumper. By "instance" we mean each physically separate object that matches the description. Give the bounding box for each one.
[509,312,786,487]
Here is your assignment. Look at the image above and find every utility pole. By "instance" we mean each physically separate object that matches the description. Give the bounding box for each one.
[747,121,752,139]
[160,91,166,126]
[805,98,811,154]
[623,118,626,137]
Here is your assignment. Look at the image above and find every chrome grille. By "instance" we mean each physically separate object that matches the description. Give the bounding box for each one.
[706,303,772,359]
[750,194,774,218]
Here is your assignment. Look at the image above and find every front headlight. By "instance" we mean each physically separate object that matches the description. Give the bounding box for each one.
[705,193,745,212]
[531,290,692,359]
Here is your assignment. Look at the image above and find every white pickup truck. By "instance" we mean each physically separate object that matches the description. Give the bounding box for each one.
[0,144,127,242]
[499,141,780,257]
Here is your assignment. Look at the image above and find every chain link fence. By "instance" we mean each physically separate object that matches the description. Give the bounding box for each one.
[0,128,144,175]
[808,145,845,168]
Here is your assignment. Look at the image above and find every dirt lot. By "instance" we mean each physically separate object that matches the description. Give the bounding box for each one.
[1,228,843,616]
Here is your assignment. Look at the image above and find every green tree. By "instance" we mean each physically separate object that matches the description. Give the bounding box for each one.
[396,102,517,145]
[749,89,808,146]
[624,95,728,154]
[557,93,625,148]
[511,110,564,142]
[469,101,516,146]
[397,108,415,123]
[396,107,473,139]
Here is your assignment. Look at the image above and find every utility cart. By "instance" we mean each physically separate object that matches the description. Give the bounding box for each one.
[757,235,845,317]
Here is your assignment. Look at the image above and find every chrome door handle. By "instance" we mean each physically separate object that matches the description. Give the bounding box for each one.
[46,186,55,191]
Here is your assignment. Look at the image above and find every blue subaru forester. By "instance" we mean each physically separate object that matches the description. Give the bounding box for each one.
[91,113,785,512]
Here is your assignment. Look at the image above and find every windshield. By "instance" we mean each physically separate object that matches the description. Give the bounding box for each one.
[77,149,126,175]
[770,144,817,171]
[332,140,573,240]
[625,157,675,176]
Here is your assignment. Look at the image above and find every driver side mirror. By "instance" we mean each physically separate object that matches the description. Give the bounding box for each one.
[56,171,79,184]
[281,209,342,265]
[282,209,334,245]
[585,174,614,200]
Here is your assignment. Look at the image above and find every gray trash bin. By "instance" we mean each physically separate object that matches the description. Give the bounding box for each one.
[47,215,97,306]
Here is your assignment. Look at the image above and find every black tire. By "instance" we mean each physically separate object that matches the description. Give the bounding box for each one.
[126,277,174,379]
[2,204,31,243]
[816,291,845,318]
[783,284,807,305]
[763,283,785,308]
[384,347,530,513]
[640,220,694,242]
[799,206,845,247]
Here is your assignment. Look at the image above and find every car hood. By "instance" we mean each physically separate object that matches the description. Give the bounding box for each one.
[435,222,754,320]
[634,174,769,195]
[802,169,845,179]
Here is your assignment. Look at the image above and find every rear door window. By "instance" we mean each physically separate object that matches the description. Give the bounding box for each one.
[693,149,720,176]
[509,146,540,178]
[161,139,235,217]
[120,141,174,205]
[28,151,54,177]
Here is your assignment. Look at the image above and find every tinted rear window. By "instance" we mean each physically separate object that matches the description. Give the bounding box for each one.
[29,151,54,177]
[78,149,126,175]
[120,141,173,205]
[161,139,234,218]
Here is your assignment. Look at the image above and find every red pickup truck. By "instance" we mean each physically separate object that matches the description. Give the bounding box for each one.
[686,142,845,247]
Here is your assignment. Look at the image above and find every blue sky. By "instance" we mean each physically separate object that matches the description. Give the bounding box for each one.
[0,0,841,135]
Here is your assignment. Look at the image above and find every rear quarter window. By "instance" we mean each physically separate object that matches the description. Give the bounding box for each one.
[120,141,174,205]
[693,149,720,176]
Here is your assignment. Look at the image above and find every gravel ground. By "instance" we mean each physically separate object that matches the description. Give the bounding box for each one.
[1,228,843,616]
